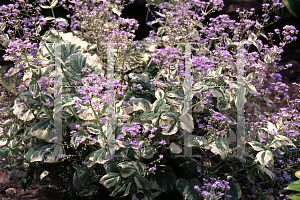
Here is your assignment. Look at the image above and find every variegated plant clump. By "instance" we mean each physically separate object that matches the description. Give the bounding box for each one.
[0,0,300,199]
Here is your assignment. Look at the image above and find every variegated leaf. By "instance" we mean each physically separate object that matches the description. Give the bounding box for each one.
[256,150,273,166]
[99,173,121,188]
[248,141,266,151]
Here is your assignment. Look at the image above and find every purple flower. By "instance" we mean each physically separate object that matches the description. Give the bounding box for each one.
[159,140,167,145]
[52,137,58,140]
[283,171,291,180]
[161,126,169,130]
[137,84,143,90]
[149,167,157,171]
[166,78,174,83]
[117,134,124,140]
[194,185,200,191]
[150,127,158,133]
[58,154,65,158]
[107,155,114,160]
[45,148,50,152]
[201,191,210,196]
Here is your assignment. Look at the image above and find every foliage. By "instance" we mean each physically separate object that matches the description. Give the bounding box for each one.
[282,0,300,17]
[286,171,300,199]
[0,0,300,199]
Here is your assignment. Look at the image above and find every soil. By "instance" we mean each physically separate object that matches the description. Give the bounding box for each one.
[0,0,300,199]
[0,161,62,200]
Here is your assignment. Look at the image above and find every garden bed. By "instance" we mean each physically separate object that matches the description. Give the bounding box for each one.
[0,0,300,199]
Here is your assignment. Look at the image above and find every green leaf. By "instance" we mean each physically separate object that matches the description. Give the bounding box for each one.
[39,170,49,180]
[225,182,242,200]
[77,185,98,197]
[210,88,224,98]
[23,118,54,143]
[147,170,177,193]
[38,179,52,187]
[133,189,154,200]
[162,121,178,135]
[180,161,200,180]
[166,90,185,106]
[257,165,274,180]
[210,138,229,159]
[269,134,296,148]
[253,39,262,51]
[282,0,300,17]
[248,141,266,151]
[139,111,159,121]
[8,139,21,151]
[190,135,205,147]
[41,16,56,21]
[133,161,147,176]
[134,175,151,190]
[154,10,166,18]
[176,178,201,200]
[129,73,152,91]
[286,180,300,192]
[169,142,183,154]
[118,161,134,169]
[99,173,121,188]
[55,17,69,27]
[157,27,165,35]
[110,181,132,198]
[217,99,231,111]
[36,25,42,34]
[179,113,194,132]
[141,146,156,159]
[246,84,258,95]
[9,169,26,180]
[20,174,34,190]
[287,193,300,200]
[73,164,93,192]
[124,90,152,102]
[295,171,300,179]
[153,98,165,113]
[64,52,88,84]
[24,142,56,163]
[12,91,39,122]
[86,149,108,164]
[121,167,136,178]
[70,131,89,149]
[0,119,13,127]
[84,124,103,135]
[40,0,58,9]
[29,79,40,98]
[155,88,165,99]
[8,123,19,138]
[161,111,179,122]
[255,150,273,166]
[40,93,54,107]
[132,98,152,112]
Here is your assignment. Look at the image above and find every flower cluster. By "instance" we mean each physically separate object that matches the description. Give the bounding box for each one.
[194,178,232,200]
